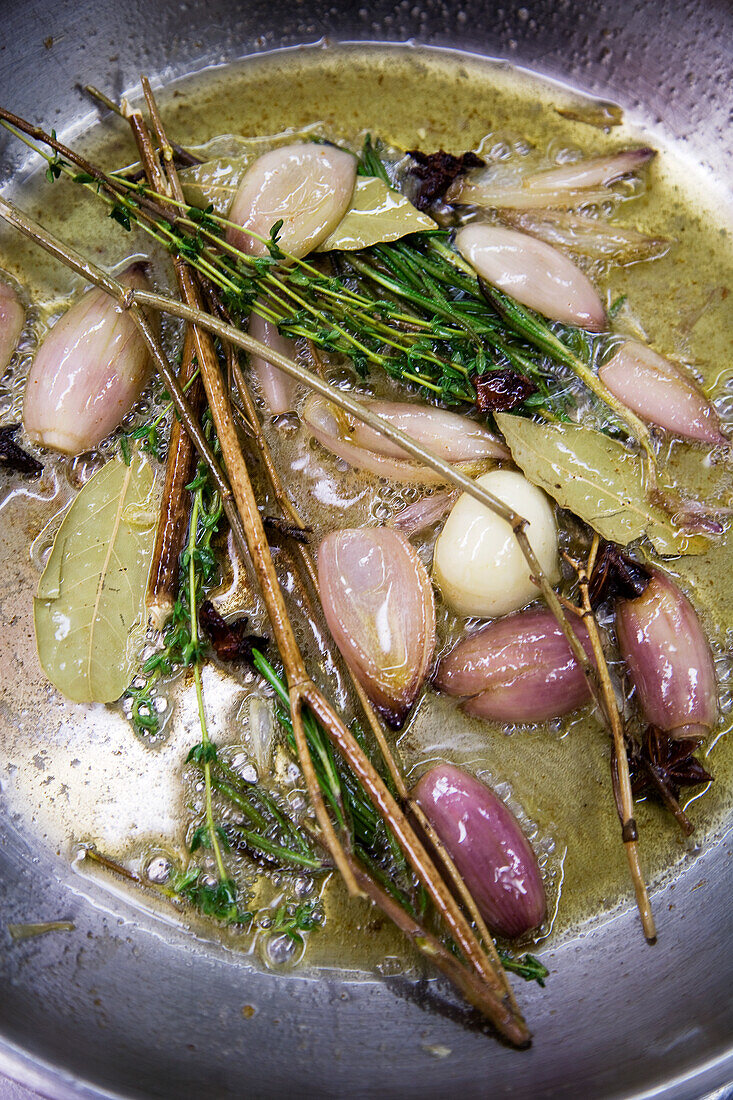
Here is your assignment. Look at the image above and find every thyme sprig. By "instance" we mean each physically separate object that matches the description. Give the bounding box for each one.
[4,114,649,442]
[124,422,222,733]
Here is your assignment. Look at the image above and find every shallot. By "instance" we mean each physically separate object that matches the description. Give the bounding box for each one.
[303,393,506,484]
[226,143,356,258]
[317,527,435,727]
[500,209,670,265]
[599,340,725,445]
[391,489,459,535]
[248,310,299,415]
[615,569,718,740]
[413,763,546,938]
[0,279,24,372]
[23,264,153,456]
[449,147,654,211]
[523,148,655,192]
[433,469,559,618]
[435,607,595,723]
[455,223,606,331]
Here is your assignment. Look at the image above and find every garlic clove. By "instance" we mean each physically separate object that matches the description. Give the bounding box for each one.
[318,527,436,727]
[0,279,25,373]
[435,607,594,723]
[23,264,153,456]
[413,763,546,938]
[433,469,559,619]
[303,393,504,484]
[599,340,725,445]
[248,308,299,415]
[455,223,606,331]
[616,569,718,739]
[226,143,356,259]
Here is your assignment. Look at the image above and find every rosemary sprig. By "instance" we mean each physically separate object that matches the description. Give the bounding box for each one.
[498,950,550,987]
[251,648,422,915]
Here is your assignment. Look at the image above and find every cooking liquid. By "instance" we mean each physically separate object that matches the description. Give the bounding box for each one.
[0,45,732,974]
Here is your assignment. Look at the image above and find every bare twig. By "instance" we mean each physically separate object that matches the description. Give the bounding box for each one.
[118,97,205,628]
[566,536,657,943]
[141,76,364,900]
[83,84,202,166]
[344,854,529,1047]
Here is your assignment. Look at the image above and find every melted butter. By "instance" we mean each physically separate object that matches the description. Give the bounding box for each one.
[1,45,732,967]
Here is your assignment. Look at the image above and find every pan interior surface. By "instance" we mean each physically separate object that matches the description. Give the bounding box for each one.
[0,4,732,1099]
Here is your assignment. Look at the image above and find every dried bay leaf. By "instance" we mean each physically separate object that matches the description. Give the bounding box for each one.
[179,125,327,213]
[316,177,437,252]
[34,456,158,703]
[495,414,704,556]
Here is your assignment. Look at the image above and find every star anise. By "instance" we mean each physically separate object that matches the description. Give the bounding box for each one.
[625,725,713,836]
[199,599,268,668]
[405,149,485,210]
[588,540,650,609]
[472,368,538,413]
[0,424,43,477]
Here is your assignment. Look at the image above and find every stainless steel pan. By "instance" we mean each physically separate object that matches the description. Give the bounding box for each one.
[1,1,731,1096]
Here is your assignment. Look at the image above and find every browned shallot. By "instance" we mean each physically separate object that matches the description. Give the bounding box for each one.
[318,526,436,727]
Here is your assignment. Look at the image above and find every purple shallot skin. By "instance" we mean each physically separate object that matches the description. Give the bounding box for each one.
[414,764,546,939]
[615,569,717,740]
[435,607,595,723]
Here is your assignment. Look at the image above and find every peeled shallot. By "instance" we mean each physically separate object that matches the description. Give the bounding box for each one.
[414,763,546,938]
[303,393,507,484]
[318,527,435,727]
[455,223,606,331]
[599,340,725,445]
[615,569,718,740]
[226,143,356,258]
[248,310,299,415]
[0,279,24,373]
[23,264,153,456]
[435,607,595,723]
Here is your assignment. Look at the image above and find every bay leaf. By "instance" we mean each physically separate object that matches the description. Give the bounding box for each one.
[34,455,158,703]
[495,413,705,556]
[181,157,246,214]
[316,177,437,252]
[179,125,327,214]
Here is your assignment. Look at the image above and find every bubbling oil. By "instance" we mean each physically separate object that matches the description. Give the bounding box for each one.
[0,45,732,974]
